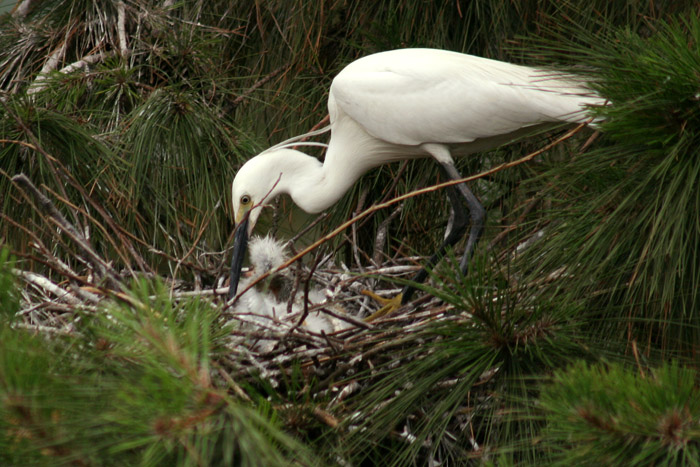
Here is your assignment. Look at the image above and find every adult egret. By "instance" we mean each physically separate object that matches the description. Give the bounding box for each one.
[229,48,604,305]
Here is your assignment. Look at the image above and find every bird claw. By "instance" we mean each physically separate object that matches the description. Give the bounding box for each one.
[361,289,403,321]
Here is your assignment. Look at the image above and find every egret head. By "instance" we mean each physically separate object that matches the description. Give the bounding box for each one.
[228,153,284,300]
[227,147,328,300]
[231,155,283,234]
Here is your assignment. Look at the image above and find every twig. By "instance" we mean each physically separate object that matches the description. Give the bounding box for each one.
[14,269,82,305]
[41,184,137,277]
[351,188,368,270]
[313,303,372,330]
[170,199,222,297]
[287,253,323,335]
[117,2,129,56]
[373,204,402,265]
[213,363,253,402]
[11,174,120,288]
[231,122,588,304]
[231,63,292,108]
[0,209,79,276]
[285,212,328,247]
[487,196,540,249]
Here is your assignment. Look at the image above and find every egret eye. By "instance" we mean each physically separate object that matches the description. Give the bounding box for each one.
[240,195,251,205]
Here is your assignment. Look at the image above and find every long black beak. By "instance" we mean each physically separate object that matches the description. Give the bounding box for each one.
[228,215,249,300]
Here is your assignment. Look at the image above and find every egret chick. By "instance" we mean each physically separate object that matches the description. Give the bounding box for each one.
[232,236,350,348]
[247,234,291,300]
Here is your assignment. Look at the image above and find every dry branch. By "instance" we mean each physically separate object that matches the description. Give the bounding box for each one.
[12,0,35,18]
[14,269,82,305]
[11,173,120,288]
[117,1,129,56]
[228,122,588,307]
[231,63,292,108]
[28,49,116,95]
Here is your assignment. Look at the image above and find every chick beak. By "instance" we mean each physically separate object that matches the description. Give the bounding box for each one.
[228,215,250,300]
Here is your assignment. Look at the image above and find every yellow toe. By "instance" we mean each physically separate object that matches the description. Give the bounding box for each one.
[361,290,403,321]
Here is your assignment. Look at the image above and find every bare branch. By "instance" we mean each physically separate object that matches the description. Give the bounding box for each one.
[59,51,113,74]
[11,173,120,288]
[231,63,292,108]
[12,0,35,19]
[117,1,129,56]
[27,42,67,95]
[28,50,115,96]
[14,269,82,305]
[373,205,402,265]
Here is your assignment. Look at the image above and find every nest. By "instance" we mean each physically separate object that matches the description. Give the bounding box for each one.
[9,172,495,461]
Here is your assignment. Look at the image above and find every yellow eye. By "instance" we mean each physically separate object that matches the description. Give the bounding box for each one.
[240,195,251,205]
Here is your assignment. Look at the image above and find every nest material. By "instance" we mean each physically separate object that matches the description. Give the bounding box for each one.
[12,228,464,435]
[9,189,446,388]
[9,172,491,460]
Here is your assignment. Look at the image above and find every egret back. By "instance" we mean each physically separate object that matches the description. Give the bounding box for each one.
[329,48,604,147]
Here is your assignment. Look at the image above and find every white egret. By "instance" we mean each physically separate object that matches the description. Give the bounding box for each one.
[229,48,604,305]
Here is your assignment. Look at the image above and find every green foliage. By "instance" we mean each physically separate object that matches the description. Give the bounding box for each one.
[517,14,700,355]
[0,278,312,465]
[342,257,597,465]
[3,0,700,465]
[540,362,700,466]
[0,247,19,320]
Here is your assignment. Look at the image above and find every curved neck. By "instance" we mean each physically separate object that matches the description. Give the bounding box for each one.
[270,149,369,214]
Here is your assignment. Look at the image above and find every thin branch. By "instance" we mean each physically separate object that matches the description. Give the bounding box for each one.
[373,204,402,265]
[117,1,129,56]
[228,122,589,306]
[285,212,328,247]
[287,252,323,335]
[14,269,82,305]
[58,50,114,74]
[29,50,115,96]
[11,174,120,288]
[231,63,292,108]
[170,200,222,297]
[27,42,67,95]
[41,184,136,277]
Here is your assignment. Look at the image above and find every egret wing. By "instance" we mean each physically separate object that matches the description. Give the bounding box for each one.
[329,49,598,146]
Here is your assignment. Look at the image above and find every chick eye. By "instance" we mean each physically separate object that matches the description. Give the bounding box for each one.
[240,195,251,205]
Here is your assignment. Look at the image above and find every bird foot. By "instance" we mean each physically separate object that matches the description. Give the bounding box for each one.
[361,290,403,321]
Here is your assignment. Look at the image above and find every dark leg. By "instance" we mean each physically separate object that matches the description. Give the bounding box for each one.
[440,162,486,273]
[400,161,485,304]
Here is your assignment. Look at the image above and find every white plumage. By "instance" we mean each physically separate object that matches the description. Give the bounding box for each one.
[228,48,605,304]
[329,48,600,146]
[232,236,350,350]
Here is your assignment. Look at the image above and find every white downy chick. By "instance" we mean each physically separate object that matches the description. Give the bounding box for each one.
[232,235,350,347]
[233,235,288,325]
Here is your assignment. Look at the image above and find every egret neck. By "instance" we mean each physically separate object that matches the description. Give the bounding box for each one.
[273,142,390,214]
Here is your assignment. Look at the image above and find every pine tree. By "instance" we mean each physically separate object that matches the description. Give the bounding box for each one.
[1,1,699,465]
